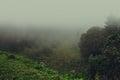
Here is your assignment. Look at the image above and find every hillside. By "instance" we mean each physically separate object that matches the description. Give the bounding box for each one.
[0,51,82,80]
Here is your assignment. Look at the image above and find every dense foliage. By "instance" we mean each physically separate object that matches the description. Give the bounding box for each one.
[0,51,83,80]
[79,17,120,80]
[79,27,105,59]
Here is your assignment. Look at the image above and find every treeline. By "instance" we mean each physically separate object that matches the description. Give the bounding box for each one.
[0,25,81,74]
[79,16,120,80]
[0,26,35,53]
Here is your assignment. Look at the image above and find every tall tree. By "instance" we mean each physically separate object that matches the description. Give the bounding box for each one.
[79,27,105,60]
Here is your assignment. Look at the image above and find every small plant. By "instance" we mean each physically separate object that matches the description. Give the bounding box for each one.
[35,62,46,70]
[8,54,16,59]
[52,75,60,80]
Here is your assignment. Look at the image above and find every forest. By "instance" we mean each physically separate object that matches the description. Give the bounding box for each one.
[0,16,120,80]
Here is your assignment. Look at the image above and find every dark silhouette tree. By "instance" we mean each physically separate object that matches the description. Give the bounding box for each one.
[79,27,105,60]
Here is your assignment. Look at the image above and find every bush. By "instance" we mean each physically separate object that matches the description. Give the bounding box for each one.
[8,54,16,59]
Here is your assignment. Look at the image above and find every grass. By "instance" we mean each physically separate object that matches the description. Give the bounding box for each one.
[0,51,83,80]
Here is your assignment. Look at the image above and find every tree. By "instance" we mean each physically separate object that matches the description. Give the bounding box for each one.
[79,27,105,60]
[105,16,120,35]
[100,33,120,80]
[79,16,120,80]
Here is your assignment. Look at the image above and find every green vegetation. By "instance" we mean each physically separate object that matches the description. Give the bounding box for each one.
[0,51,82,80]
[0,16,120,80]
[79,17,120,80]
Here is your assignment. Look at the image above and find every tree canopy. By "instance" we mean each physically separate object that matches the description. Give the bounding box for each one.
[79,16,120,80]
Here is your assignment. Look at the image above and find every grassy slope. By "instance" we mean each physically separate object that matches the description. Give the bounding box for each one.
[0,51,82,80]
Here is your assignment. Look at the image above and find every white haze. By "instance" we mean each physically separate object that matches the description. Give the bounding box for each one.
[0,0,120,28]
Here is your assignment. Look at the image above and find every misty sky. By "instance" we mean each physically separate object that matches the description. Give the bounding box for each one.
[0,0,120,28]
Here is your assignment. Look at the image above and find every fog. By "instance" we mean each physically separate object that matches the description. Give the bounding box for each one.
[0,0,120,49]
[0,0,120,28]
[0,1,120,79]
[0,0,120,51]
